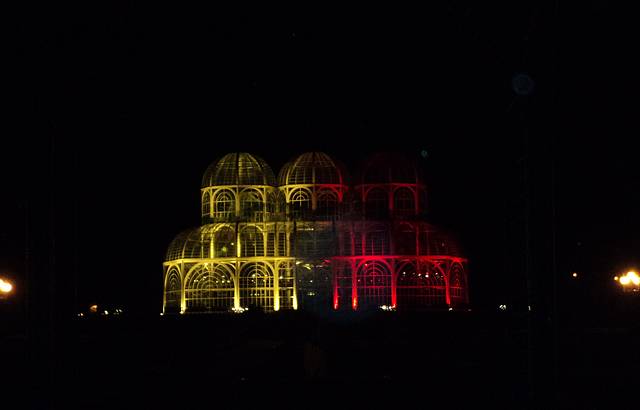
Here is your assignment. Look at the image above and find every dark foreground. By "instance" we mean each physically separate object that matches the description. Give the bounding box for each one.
[2,306,640,409]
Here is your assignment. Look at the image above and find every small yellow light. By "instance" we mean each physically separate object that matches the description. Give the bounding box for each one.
[614,276,619,281]
[620,276,631,285]
[572,272,578,278]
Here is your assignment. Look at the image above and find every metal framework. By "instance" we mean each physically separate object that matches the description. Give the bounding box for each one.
[163,152,468,313]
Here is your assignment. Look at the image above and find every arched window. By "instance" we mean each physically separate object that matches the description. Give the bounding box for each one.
[240,189,264,221]
[449,263,466,301]
[356,261,392,309]
[240,226,264,257]
[240,263,274,310]
[214,190,235,220]
[316,190,339,219]
[184,264,235,312]
[394,188,415,216]
[164,268,182,312]
[289,189,311,218]
[396,262,446,308]
[214,226,235,258]
[202,191,211,219]
[364,188,388,218]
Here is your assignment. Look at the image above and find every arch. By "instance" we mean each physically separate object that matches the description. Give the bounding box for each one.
[240,263,274,310]
[240,225,264,257]
[213,189,236,220]
[397,261,446,308]
[364,188,389,218]
[356,260,392,309]
[214,225,235,258]
[184,264,235,312]
[202,191,211,218]
[394,187,415,216]
[239,189,264,221]
[449,262,466,302]
[316,189,339,219]
[289,188,311,218]
[164,267,182,312]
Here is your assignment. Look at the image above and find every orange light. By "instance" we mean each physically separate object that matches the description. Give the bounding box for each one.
[0,278,13,293]
[614,276,619,281]
[572,272,578,278]
[89,304,98,313]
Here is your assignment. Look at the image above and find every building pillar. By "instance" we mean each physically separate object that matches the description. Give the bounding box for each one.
[234,261,240,309]
[444,262,451,307]
[351,259,358,310]
[332,260,339,310]
[391,260,397,308]
[180,265,186,314]
[273,261,280,311]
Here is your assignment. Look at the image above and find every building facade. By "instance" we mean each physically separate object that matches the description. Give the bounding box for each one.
[162,152,468,313]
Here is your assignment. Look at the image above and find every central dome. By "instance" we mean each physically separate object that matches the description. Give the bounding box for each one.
[202,152,276,187]
[278,152,345,186]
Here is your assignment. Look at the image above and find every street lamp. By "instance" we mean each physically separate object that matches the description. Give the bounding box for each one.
[0,277,13,299]
[617,271,640,292]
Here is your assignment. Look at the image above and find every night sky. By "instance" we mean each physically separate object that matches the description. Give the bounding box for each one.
[3,3,638,315]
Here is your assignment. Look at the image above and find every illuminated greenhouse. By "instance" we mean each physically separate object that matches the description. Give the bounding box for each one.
[162,151,468,313]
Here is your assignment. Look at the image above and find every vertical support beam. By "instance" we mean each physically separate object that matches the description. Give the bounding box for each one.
[414,187,420,215]
[350,222,357,310]
[388,187,394,212]
[234,261,240,309]
[236,223,241,258]
[351,259,358,310]
[180,265,186,313]
[273,261,280,311]
[332,260,339,310]
[235,188,240,218]
[292,261,298,310]
[162,267,167,314]
[444,262,451,307]
[391,260,397,308]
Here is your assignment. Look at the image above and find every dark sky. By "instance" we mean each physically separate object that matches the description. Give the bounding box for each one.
[3,3,638,314]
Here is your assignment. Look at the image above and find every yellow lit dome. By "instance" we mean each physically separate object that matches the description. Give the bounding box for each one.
[202,152,276,187]
[278,152,346,186]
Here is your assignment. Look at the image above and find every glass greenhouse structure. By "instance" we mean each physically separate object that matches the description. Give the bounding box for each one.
[162,152,468,313]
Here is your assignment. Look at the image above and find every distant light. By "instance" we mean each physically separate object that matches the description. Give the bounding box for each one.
[89,304,98,313]
[499,304,507,311]
[614,276,619,281]
[0,279,13,293]
[103,310,109,315]
[572,272,578,278]
[619,271,640,287]
[448,307,453,311]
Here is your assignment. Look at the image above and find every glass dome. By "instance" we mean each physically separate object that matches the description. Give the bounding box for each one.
[278,152,346,186]
[202,152,276,187]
